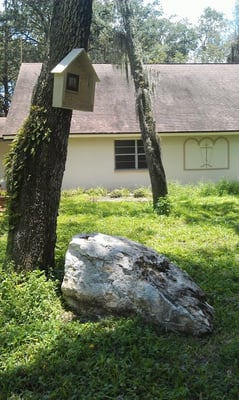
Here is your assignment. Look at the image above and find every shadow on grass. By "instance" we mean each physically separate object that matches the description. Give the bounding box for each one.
[59,199,153,218]
[1,196,239,399]
[1,315,239,400]
[163,248,239,335]
[176,199,239,235]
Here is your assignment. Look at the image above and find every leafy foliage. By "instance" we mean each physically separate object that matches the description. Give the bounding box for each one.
[0,0,52,115]
[194,7,232,63]
[0,0,236,114]
[155,194,171,215]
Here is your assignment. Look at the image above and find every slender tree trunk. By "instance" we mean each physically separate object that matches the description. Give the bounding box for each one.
[2,0,10,116]
[228,41,239,63]
[5,0,93,272]
[117,0,168,207]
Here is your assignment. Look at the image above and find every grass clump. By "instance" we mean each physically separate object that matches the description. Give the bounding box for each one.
[133,187,151,198]
[84,186,108,197]
[61,187,85,197]
[1,181,239,399]
[109,187,130,198]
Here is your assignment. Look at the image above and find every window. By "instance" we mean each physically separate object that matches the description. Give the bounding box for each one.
[66,73,79,92]
[115,140,147,170]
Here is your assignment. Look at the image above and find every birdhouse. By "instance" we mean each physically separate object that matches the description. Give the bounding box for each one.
[51,48,99,112]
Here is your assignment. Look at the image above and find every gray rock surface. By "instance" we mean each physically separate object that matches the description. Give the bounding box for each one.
[61,233,214,335]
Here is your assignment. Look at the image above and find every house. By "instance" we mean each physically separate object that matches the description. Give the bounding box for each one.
[1,63,239,189]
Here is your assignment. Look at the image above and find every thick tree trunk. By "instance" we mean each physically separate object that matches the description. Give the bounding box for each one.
[118,0,168,207]
[5,0,93,272]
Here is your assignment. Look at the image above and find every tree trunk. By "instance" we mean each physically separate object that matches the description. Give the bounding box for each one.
[117,0,168,208]
[5,0,93,272]
[2,0,10,116]
[227,41,239,63]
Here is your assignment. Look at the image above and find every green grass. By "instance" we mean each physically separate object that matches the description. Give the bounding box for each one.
[1,181,239,399]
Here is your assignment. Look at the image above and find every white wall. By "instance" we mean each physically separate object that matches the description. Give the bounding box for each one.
[161,134,239,184]
[0,141,11,183]
[63,136,150,189]
[1,134,239,191]
[63,134,239,189]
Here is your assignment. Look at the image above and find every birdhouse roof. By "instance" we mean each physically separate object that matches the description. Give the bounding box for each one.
[51,48,99,81]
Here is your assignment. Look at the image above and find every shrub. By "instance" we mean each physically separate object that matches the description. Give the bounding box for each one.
[133,187,151,198]
[155,195,172,216]
[215,180,239,196]
[109,188,130,198]
[85,187,108,197]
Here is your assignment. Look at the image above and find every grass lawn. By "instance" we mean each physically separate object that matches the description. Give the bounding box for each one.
[0,181,239,399]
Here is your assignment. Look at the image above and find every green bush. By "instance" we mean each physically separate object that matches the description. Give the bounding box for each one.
[133,187,151,198]
[215,179,239,196]
[197,180,239,197]
[109,188,130,198]
[85,187,108,197]
[0,270,61,325]
[155,195,172,216]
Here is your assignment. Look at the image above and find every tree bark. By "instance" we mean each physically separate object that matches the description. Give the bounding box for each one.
[117,0,168,207]
[1,0,11,116]
[227,41,239,63]
[5,0,93,272]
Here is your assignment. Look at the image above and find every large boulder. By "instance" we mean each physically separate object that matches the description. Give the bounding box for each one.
[61,233,214,335]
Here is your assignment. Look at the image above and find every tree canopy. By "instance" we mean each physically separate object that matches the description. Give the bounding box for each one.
[0,0,236,114]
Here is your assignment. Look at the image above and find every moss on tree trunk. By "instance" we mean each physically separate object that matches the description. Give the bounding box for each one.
[5,0,93,272]
[117,0,168,208]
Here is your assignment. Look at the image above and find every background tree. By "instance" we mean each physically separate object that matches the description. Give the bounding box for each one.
[1,0,235,114]
[5,0,93,272]
[116,0,168,207]
[9,0,53,61]
[90,0,198,64]
[227,0,239,63]
[0,0,17,116]
[90,0,116,63]
[194,7,231,63]
[0,0,52,116]
[158,18,198,63]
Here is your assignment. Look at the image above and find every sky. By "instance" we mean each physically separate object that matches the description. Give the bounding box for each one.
[0,0,236,23]
[159,0,236,23]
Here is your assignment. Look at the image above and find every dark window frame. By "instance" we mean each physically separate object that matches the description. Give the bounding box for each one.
[114,139,147,170]
[66,73,80,92]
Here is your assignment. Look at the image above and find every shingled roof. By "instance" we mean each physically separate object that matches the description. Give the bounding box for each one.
[3,63,239,138]
[4,63,42,138]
